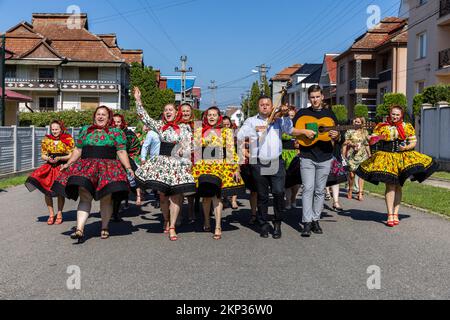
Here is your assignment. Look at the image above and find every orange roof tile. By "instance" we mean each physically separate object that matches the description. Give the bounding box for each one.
[4,13,143,63]
[271,64,302,81]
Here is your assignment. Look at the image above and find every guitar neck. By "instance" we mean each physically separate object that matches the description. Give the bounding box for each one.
[322,125,369,132]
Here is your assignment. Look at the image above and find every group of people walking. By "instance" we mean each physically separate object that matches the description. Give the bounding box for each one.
[25,85,439,243]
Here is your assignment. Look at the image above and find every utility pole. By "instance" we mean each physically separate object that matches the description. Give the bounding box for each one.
[255,64,271,95]
[208,80,218,106]
[175,56,192,104]
[0,34,6,126]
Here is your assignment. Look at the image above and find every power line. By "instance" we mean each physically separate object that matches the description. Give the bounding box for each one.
[263,0,341,64]
[139,0,183,55]
[269,0,373,68]
[91,0,199,25]
[106,0,175,65]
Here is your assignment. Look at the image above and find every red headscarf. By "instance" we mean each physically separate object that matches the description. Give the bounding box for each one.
[112,113,128,130]
[87,106,114,134]
[161,107,183,134]
[377,106,406,140]
[46,120,73,146]
[202,107,223,137]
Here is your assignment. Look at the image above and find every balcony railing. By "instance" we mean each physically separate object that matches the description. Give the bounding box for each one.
[440,0,450,18]
[378,69,392,83]
[5,78,120,91]
[5,78,57,90]
[439,48,450,69]
[349,78,378,91]
[60,80,119,91]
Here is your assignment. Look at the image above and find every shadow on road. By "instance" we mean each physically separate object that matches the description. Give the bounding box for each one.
[337,209,411,225]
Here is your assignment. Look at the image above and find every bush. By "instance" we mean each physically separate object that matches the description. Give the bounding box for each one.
[376,93,407,120]
[422,84,450,105]
[331,105,348,124]
[354,104,369,119]
[413,93,424,117]
[19,110,140,128]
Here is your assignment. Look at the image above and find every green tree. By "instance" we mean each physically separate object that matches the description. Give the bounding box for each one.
[129,62,175,119]
[354,104,369,119]
[262,79,271,98]
[331,105,348,124]
[248,81,261,117]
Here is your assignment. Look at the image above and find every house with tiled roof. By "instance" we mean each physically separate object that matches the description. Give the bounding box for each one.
[319,54,339,107]
[2,13,143,112]
[334,17,408,119]
[405,0,450,112]
[286,63,322,109]
[270,64,302,107]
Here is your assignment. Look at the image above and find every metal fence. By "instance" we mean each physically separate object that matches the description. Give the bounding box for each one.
[0,126,80,177]
[420,102,450,163]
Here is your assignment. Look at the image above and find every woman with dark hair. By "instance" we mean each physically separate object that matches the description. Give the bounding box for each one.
[25,120,74,225]
[111,114,142,221]
[133,88,196,241]
[356,105,438,227]
[52,106,133,243]
[192,107,244,240]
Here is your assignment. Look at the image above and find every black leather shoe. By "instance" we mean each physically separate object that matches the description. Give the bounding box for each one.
[311,220,323,234]
[272,222,282,239]
[260,224,270,238]
[301,222,312,237]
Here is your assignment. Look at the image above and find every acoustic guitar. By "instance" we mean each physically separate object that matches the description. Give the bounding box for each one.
[295,115,375,147]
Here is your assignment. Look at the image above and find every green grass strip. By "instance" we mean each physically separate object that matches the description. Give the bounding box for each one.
[0,175,28,190]
[364,181,450,216]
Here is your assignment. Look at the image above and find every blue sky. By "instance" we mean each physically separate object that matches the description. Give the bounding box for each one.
[0,0,402,109]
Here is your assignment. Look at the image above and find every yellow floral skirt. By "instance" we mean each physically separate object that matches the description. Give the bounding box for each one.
[192,160,245,197]
[356,150,438,186]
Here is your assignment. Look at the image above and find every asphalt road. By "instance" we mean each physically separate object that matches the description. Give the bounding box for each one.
[0,185,449,300]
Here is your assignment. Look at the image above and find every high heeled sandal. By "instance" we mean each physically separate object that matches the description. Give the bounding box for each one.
[70,229,85,243]
[213,228,222,240]
[169,228,178,241]
[387,214,395,227]
[101,229,110,239]
[55,214,63,225]
[47,215,56,225]
[393,214,400,226]
[203,225,211,232]
[163,220,170,234]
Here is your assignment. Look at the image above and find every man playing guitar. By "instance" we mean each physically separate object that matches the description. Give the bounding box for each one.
[291,85,340,237]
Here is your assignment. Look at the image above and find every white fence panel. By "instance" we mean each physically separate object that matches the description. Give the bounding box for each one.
[0,127,15,175]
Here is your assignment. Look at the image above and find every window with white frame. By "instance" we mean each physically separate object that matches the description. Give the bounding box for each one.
[417,32,427,59]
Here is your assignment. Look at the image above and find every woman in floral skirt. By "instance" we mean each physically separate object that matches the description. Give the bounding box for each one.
[133,87,196,241]
[356,105,439,227]
[342,116,371,201]
[192,107,244,240]
[25,120,74,225]
[52,106,133,243]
